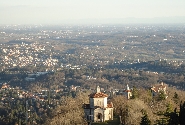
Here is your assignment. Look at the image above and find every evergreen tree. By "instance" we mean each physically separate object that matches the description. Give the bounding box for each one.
[157,90,166,101]
[131,86,138,99]
[173,92,179,103]
[168,108,179,125]
[179,101,185,125]
[140,113,151,125]
[173,92,178,99]
[166,103,173,115]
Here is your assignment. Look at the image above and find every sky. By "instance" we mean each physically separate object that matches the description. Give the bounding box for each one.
[0,0,185,25]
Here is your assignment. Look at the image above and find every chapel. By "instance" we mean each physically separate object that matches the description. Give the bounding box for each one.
[151,81,168,98]
[83,86,113,122]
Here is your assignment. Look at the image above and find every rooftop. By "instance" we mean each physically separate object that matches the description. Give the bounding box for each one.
[89,92,108,98]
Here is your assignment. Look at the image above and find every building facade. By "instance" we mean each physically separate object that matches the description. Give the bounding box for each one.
[83,86,113,122]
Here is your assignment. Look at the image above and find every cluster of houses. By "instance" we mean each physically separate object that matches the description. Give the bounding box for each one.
[0,42,59,69]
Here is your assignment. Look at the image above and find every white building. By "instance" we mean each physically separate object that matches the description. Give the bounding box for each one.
[83,86,113,122]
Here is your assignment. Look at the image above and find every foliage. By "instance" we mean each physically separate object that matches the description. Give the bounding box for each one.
[140,113,151,125]
[131,86,139,99]
[168,108,179,125]
[157,90,166,101]
[45,92,90,125]
[165,103,173,115]
[179,101,185,125]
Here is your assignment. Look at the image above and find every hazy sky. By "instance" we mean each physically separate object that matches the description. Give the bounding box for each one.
[1,0,185,24]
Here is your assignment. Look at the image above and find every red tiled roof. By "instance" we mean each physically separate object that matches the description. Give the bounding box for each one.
[151,84,166,92]
[125,90,131,92]
[89,92,108,98]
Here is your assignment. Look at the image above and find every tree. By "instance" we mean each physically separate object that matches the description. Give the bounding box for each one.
[131,86,139,99]
[155,118,168,125]
[179,101,185,125]
[157,90,166,101]
[140,113,151,125]
[173,92,179,103]
[168,108,179,125]
[166,103,173,115]
[121,105,129,125]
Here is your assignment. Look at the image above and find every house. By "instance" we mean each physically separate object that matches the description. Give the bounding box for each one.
[83,86,113,122]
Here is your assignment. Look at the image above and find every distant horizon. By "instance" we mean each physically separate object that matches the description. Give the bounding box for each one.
[1,0,185,25]
[1,16,185,26]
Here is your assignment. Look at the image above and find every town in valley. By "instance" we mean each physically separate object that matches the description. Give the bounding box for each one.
[0,24,185,125]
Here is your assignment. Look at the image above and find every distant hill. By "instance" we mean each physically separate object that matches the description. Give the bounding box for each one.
[58,16,185,25]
